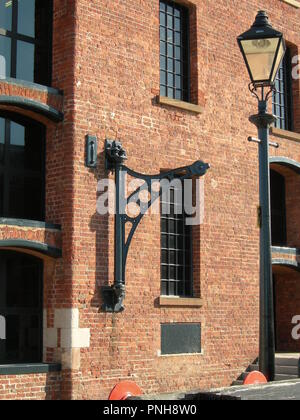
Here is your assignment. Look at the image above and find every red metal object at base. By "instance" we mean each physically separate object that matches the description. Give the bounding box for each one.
[243,371,268,385]
[108,381,142,400]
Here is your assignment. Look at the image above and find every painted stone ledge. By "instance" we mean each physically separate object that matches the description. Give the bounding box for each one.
[272,247,300,269]
[0,223,62,257]
[0,79,64,122]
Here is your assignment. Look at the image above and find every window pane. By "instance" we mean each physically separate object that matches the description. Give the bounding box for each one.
[161,265,168,279]
[0,118,45,220]
[17,41,35,82]
[18,0,36,38]
[174,31,180,46]
[167,29,173,43]
[174,17,180,31]
[6,256,41,308]
[0,35,11,78]
[167,14,173,28]
[10,121,25,146]
[9,122,43,172]
[9,122,25,168]
[167,87,174,98]
[9,174,43,220]
[167,73,174,87]
[162,249,168,264]
[160,56,166,71]
[167,58,173,72]
[167,4,173,15]
[0,0,12,31]
[160,85,166,97]
[160,27,166,41]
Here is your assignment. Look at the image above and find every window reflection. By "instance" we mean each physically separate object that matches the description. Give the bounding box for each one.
[18,0,36,38]
[17,41,35,82]
[0,35,11,78]
[0,0,12,31]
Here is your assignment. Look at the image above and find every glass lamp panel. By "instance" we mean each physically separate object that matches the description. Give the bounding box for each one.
[271,40,286,83]
[241,38,280,82]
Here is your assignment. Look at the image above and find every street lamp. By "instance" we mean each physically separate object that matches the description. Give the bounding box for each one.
[237,11,286,382]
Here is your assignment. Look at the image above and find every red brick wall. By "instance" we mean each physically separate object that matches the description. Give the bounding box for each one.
[1,0,300,400]
[0,373,61,400]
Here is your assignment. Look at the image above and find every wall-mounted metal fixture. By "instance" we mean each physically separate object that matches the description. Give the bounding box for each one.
[102,139,210,313]
[85,135,98,168]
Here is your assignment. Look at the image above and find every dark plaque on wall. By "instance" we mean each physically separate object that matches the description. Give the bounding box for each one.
[161,323,201,355]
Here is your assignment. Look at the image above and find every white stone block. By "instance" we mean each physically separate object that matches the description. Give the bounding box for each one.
[61,328,90,349]
[54,308,79,329]
[43,328,57,348]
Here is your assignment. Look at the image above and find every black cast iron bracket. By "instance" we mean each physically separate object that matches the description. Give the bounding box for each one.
[102,139,210,312]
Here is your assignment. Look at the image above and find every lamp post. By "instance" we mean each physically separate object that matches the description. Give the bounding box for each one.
[237,11,286,382]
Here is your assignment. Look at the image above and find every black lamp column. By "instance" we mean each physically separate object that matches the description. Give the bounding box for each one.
[250,98,276,382]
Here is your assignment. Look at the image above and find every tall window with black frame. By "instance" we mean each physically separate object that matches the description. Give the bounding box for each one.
[0,114,45,221]
[270,169,287,247]
[272,48,293,131]
[160,0,190,101]
[0,0,53,85]
[161,180,193,297]
[0,251,43,364]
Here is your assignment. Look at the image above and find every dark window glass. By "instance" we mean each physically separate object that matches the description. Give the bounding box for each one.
[272,49,293,131]
[0,0,52,85]
[0,0,12,31]
[0,115,45,221]
[0,251,43,364]
[159,0,189,101]
[161,179,192,297]
[270,169,287,246]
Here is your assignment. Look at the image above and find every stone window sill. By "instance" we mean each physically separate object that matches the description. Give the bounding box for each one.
[281,0,300,8]
[159,296,203,307]
[159,351,204,357]
[0,363,61,376]
[272,246,300,256]
[157,96,203,114]
[270,127,300,143]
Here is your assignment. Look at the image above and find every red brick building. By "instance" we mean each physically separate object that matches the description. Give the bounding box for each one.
[0,0,300,400]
